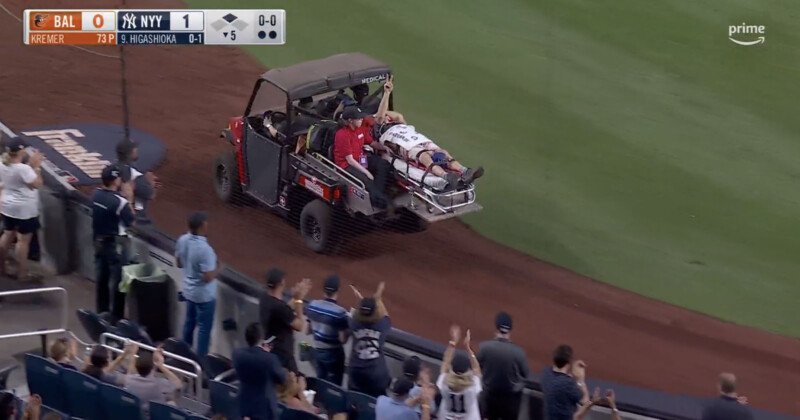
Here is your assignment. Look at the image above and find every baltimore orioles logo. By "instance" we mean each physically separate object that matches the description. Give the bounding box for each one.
[34,14,49,28]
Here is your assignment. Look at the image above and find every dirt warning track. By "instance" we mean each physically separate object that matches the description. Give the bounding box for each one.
[1,0,799,415]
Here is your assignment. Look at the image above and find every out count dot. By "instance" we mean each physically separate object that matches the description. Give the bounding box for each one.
[258,30,267,39]
[269,31,277,39]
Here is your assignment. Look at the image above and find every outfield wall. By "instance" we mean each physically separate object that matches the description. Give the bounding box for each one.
[3,121,794,420]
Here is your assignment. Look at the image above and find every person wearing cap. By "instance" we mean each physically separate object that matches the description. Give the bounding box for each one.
[174,211,224,357]
[259,268,311,373]
[402,356,439,415]
[476,312,532,420]
[540,344,591,420]
[304,274,350,385]
[376,377,435,420]
[347,282,392,397]
[437,326,483,420]
[0,137,44,281]
[91,164,135,321]
[232,322,287,420]
[115,139,157,223]
[332,105,392,209]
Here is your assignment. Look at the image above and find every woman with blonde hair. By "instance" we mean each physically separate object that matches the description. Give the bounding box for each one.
[277,372,347,420]
[436,326,482,420]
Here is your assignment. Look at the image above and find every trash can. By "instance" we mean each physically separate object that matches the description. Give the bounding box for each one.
[122,263,172,342]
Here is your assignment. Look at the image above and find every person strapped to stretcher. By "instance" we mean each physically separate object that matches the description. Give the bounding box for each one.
[368,76,484,191]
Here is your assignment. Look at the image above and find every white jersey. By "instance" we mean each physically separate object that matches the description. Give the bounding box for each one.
[378,124,433,151]
[436,373,482,420]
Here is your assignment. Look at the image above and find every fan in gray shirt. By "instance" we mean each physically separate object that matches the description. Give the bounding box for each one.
[124,347,183,415]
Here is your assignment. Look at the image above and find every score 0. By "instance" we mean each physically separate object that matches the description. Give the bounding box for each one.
[81,11,115,31]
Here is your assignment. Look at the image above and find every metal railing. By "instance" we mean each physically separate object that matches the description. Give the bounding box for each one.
[99,332,204,400]
[0,287,69,355]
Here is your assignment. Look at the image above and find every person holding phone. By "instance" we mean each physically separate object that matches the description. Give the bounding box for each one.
[233,323,287,420]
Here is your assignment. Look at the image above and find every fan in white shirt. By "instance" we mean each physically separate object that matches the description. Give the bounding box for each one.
[436,326,483,420]
[0,137,43,280]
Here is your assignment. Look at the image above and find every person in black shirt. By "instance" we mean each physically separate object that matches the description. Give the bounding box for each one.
[540,345,590,420]
[258,268,310,373]
[92,165,135,321]
[476,312,531,420]
[701,373,754,420]
[233,323,287,420]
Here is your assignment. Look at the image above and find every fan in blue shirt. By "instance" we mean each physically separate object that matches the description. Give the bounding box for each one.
[174,211,224,357]
[304,274,350,385]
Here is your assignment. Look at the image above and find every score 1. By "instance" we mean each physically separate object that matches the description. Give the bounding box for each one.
[169,11,203,31]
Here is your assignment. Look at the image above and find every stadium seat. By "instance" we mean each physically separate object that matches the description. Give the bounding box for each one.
[305,377,347,414]
[41,404,69,420]
[61,369,103,420]
[150,401,190,420]
[208,380,240,420]
[76,309,112,343]
[99,383,142,420]
[116,319,154,346]
[24,353,68,413]
[346,390,377,420]
[279,407,322,420]
[0,363,18,390]
[162,338,202,375]
[202,353,235,382]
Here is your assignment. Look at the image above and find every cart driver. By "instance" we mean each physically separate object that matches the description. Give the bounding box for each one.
[333,107,393,209]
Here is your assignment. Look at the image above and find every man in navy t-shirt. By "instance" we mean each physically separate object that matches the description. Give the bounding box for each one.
[347,282,391,397]
[540,345,589,420]
[701,373,754,420]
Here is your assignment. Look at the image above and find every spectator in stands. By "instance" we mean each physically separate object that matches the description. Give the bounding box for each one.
[125,347,183,414]
[476,312,531,420]
[437,326,482,420]
[1,393,43,420]
[376,377,435,420]
[348,282,392,398]
[92,164,135,321]
[701,373,753,420]
[277,372,321,415]
[402,356,438,415]
[540,345,590,420]
[304,274,350,385]
[0,137,43,281]
[175,211,225,358]
[49,337,79,370]
[115,140,157,223]
[82,342,137,386]
[232,322,287,420]
[259,268,311,372]
[0,392,17,420]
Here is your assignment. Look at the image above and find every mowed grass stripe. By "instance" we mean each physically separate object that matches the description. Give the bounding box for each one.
[186,0,800,336]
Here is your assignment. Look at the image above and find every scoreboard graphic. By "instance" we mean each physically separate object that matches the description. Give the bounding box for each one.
[23,9,286,45]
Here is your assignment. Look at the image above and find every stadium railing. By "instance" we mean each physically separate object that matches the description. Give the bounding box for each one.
[0,287,69,355]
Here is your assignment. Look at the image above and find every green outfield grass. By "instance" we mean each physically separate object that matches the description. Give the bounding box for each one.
[188,0,800,336]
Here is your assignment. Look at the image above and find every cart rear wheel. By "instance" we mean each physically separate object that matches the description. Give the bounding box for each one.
[300,199,339,253]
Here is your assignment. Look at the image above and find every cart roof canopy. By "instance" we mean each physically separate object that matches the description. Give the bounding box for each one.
[261,53,392,100]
